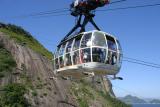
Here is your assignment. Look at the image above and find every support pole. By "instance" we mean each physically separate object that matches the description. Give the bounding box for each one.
[59,13,101,46]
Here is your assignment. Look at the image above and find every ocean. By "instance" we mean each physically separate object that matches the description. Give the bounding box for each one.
[133,104,160,107]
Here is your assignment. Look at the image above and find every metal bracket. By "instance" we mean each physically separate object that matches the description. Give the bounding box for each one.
[59,13,101,46]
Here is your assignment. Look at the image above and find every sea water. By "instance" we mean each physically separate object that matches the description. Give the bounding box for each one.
[133,104,160,107]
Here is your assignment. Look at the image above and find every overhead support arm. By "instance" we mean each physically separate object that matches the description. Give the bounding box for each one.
[62,15,82,42]
[89,18,100,31]
[59,13,101,46]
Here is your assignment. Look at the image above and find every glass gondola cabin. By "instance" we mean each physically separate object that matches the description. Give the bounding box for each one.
[54,30,122,78]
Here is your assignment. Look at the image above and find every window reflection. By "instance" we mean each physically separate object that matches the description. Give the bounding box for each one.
[81,33,92,48]
[72,35,82,65]
[116,40,122,52]
[117,53,123,67]
[58,44,66,67]
[59,44,66,56]
[73,34,82,50]
[92,48,106,63]
[92,32,107,47]
[66,40,73,53]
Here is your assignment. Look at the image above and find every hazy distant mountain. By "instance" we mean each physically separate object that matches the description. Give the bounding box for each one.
[150,99,160,104]
[119,95,160,104]
[119,95,146,104]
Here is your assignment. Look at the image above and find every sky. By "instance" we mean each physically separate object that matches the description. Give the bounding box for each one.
[0,0,160,99]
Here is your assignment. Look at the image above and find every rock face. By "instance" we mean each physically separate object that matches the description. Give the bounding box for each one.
[0,31,115,107]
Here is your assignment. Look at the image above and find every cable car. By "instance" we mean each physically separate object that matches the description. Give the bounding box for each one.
[54,30,122,79]
[53,0,123,80]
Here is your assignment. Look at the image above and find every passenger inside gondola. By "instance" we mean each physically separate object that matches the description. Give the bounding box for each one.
[106,36,117,65]
[92,48,106,63]
[82,48,91,63]
[92,32,107,47]
[65,40,73,66]
[92,32,107,63]
[81,33,92,63]
[73,35,82,64]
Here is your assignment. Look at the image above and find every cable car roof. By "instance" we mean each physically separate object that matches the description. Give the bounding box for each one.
[58,30,117,47]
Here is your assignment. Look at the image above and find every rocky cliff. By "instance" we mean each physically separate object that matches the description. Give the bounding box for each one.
[0,23,130,107]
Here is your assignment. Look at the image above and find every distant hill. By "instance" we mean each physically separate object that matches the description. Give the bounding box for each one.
[119,95,146,104]
[119,95,160,104]
[150,99,160,104]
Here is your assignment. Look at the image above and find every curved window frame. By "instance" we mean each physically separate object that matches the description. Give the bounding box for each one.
[58,43,67,68]
[92,31,108,47]
[115,39,123,66]
[91,31,108,63]
[54,31,123,70]
[72,34,83,65]
[79,32,92,63]
[64,39,74,66]
[105,34,119,65]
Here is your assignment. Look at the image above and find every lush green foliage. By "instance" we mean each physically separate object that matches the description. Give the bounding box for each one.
[0,24,53,60]
[0,83,29,107]
[70,79,131,107]
[71,80,95,107]
[0,46,16,73]
[99,91,131,107]
[78,98,89,107]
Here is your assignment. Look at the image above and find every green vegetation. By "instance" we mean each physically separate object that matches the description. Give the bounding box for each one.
[71,82,90,107]
[31,90,38,96]
[0,83,29,107]
[99,91,131,107]
[20,72,33,89]
[0,44,29,106]
[0,23,53,60]
[78,98,89,107]
[70,79,131,107]
[0,45,16,75]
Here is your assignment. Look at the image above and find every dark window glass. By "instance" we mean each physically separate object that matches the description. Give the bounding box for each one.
[65,53,72,66]
[55,58,59,69]
[59,56,64,68]
[81,48,91,63]
[81,33,92,48]
[106,36,117,51]
[92,48,106,63]
[106,50,117,65]
[73,50,80,65]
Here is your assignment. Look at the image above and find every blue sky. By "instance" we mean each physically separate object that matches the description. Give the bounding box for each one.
[0,0,160,99]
